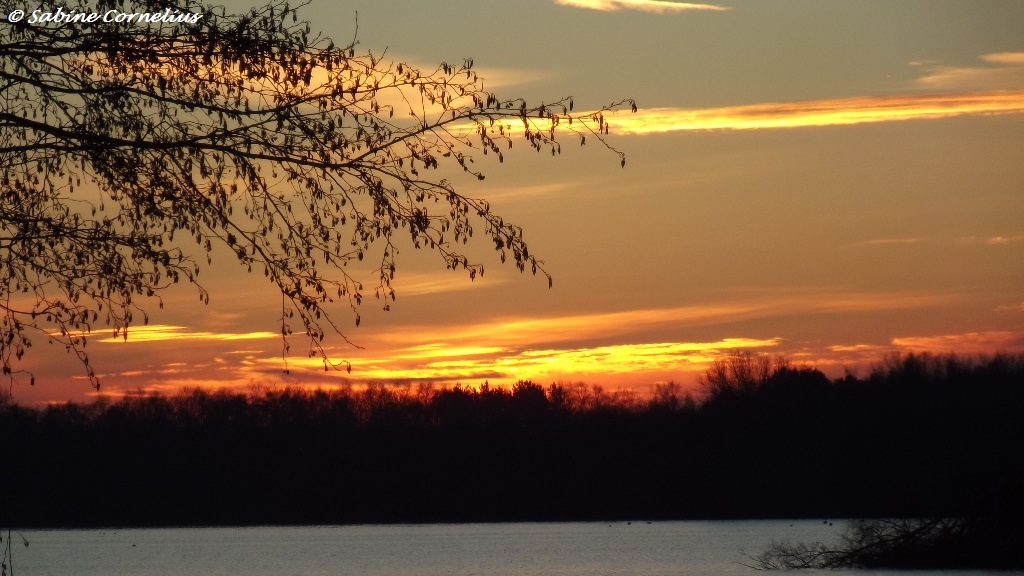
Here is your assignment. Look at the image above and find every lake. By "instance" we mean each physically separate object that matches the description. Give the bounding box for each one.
[13,521,1013,575]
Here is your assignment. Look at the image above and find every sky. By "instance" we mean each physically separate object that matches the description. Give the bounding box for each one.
[12,0,1024,404]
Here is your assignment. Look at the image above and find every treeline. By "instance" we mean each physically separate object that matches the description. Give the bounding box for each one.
[2,352,1023,527]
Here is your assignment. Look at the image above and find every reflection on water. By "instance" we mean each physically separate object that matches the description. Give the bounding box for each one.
[16,521,1009,576]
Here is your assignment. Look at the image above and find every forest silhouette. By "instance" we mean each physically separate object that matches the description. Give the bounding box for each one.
[2,352,1022,528]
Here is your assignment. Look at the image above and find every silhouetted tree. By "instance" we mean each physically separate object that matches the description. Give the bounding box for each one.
[699,350,784,404]
[649,380,696,412]
[756,365,830,408]
[0,0,635,387]
[511,380,547,411]
[4,353,1024,527]
[753,517,1024,570]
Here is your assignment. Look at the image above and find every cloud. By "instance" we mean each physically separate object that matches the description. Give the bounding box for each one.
[35,288,956,401]
[982,53,1024,65]
[856,235,1024,248]
[555,0,730,13]
[362,289,952,352]
[268,337,780,385]
[958,235,1024,246]
[473,67,553,89]
[394,343,508,360]
[96,325,277,343]
[828,343,889,354]
[503,338,778,376]
[604,91,1024,134]
[387,271,509,298]
[855,237,924,246]
[892,331,1024,353]
[475,182,578,202]
[915,52,1024,91]
[458,54,1024,139]
[91,374,273,399]
[255,288,952,386]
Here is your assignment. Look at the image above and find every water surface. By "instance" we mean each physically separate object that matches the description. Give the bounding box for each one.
[15,521,1014,575]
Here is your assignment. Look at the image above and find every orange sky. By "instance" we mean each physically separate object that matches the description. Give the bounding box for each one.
[7,0,1023,405]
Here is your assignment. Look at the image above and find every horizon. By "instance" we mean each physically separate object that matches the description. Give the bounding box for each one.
[6,0,1023,406]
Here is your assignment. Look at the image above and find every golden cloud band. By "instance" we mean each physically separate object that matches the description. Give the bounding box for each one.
[610,90,1024,134]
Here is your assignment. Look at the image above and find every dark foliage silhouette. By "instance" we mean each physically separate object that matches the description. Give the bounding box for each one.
[2,352,1022,536]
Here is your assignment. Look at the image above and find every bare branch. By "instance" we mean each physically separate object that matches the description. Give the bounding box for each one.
[0,0,635,387]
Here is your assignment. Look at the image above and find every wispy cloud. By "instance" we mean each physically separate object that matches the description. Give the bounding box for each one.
[855,237,924,246]
[365,289,952,352]
[467,67,553,90]
[394,343,508,360]
[97,325,277,343]
[45,289,955,397]
[892,331,1024,353]
[91,374,275,399]
[856,235,1024,248]
[475,182,578,202]
[461,54,1024,139]
[257,289,952,386]
[387,271,509,298]
[914,52,1024,91]
[495,338,777,379]
[982,53,1024,65]
[268,337,779,385]
[828,343,889,354]
[605,91,1024,134]
[958,235,1024,246]
[555,0,729,13]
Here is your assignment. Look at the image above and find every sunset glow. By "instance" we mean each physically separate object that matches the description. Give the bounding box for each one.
[7,1,1023,406]
[608,91,1024,134]
[96,325,278,343]
[554,0,730,13]
[71,288,975,399]
[891,331,1024,353]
